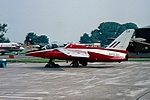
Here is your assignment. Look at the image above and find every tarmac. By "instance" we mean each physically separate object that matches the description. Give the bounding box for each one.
[0,61,150,100]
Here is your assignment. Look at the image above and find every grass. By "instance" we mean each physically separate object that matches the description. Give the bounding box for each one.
[7,58,66,63]
[128,58,150,61]
[4,50,28,55]
[7,58,49,63]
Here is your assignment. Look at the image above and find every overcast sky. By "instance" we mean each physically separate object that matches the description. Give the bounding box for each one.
[0,0,150,43]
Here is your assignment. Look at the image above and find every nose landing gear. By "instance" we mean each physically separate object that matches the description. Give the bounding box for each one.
[45,59,60,67]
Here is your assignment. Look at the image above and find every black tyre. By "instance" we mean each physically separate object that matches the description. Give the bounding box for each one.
[72,61,79,67]
[49,62,55,67]
[45,64,50,68]
[81,62,87,66]
[79,61,87,66]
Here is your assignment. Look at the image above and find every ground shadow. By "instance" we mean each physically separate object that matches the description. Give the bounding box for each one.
[24,66,65,71]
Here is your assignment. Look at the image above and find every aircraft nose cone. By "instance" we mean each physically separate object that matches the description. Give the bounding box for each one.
[26,50,44,57]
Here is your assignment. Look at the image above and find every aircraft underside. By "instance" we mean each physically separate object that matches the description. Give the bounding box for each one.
[44,58,89,67]
[44,59,86,67]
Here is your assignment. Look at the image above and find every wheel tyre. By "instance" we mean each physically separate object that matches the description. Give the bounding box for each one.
[79,61,87,66]
[81,62,87,66]
[72,61,79,67]
[45,64,50,68]
[49,62,54,67]
[54,64,60,67]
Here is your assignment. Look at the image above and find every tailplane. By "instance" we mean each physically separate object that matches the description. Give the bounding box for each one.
[106,29,135,50]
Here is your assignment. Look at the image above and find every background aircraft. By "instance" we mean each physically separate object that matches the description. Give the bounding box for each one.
[0,43,24,55]
[26,29,135,67]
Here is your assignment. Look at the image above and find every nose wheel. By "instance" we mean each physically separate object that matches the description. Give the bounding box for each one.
[45,59,60,67]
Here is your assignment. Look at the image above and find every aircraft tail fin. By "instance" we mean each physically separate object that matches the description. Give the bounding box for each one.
[106,29,135,50]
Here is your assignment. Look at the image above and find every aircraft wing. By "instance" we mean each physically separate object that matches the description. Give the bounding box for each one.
[56,48,90,58]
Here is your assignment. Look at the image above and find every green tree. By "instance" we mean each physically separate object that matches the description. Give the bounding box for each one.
[24,32,49,45]
[79,33,91,43]
[79,22,138,47]
[98,22,121,38]
[90,29,101,43]
[24,32,37,45]
[38,35,49,44]
[0,24,10,43]
[98,22,120,33]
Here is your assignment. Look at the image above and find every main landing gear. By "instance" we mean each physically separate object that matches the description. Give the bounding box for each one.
[70,61,79,67]
[70,60,88,67]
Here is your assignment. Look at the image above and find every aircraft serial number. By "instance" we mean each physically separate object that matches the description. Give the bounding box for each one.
[109,53,120,56]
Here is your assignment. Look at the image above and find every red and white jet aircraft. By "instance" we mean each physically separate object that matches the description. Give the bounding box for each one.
[26,29,135,67]
[0,43,24,55]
